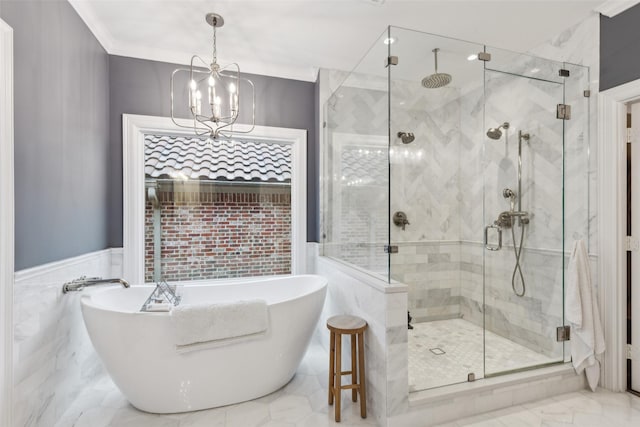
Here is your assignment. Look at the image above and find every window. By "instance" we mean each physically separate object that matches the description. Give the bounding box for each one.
[144,135,292,281]
[123,115,306,284]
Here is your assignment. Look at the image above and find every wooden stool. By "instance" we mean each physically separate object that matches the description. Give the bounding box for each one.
[327,315,367,422]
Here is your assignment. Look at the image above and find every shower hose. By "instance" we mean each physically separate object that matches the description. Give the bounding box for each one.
[510,221,526,297]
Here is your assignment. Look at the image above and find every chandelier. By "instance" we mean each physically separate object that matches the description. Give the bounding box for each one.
[171,13,255,139]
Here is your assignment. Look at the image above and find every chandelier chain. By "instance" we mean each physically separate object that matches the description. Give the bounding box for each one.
[212,22,217,65]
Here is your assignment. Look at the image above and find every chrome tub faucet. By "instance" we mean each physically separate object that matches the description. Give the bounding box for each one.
[62,276,130,293]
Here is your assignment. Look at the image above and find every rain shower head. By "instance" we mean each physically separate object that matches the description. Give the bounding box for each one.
[486,122,510,140]
[422,48,452,89]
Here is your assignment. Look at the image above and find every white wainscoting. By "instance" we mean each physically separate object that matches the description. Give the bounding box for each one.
[13,249,118,427]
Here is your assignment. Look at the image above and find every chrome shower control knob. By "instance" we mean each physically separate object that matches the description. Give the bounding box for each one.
[393,211,410,230]
[503,188,516,199]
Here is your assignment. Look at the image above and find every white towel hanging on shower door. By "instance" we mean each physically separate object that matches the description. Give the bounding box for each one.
[566,239,605,391]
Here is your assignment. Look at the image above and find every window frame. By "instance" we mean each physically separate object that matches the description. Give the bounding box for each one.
[123,114,307,284]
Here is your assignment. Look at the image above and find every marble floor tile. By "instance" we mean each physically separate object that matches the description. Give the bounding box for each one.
[447,389,640,427]
[54,339,640,427]
[54,343,377,427]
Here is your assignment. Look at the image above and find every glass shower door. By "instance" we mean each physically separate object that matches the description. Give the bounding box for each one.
[482,53,566,376]
[387,27,487,391]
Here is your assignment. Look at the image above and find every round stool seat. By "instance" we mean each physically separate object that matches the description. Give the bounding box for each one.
[327,315,367,334]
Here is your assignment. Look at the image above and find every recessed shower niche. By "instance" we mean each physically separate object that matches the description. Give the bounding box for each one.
[321,26,590,392]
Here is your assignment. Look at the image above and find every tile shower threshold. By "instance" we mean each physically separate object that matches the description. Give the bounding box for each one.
[408,362,574,407]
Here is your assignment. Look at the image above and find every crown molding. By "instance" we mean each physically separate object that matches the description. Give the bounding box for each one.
[68,0,317,82]
[108,44,318,82]
[68,0,115,52]
[595,0,640,17]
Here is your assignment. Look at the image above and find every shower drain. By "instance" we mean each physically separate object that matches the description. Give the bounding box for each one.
[429,347,445,355]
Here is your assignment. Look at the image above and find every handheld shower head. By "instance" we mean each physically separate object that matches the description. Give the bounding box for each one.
[486,122,510,140]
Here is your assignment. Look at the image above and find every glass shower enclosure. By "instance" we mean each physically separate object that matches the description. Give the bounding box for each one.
[322,27,589,393]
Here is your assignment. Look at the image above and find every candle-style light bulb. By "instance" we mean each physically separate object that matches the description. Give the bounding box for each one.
[189,79,197,110]
[213,95,222,120]
[208,74,217,105]
[229,82,238,113]
[195,90,202,116]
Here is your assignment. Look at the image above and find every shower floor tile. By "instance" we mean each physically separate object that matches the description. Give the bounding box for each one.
[409,318,558,392]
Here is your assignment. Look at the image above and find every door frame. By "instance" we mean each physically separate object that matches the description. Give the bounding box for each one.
[598,78,640,391]
[0,18,14,427]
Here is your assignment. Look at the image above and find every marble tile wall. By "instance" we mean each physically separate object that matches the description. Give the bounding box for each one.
[389,81,462,243]
[459,242,565,358]
[313,254,409,424]
[530,13,599,256]
[13,249,118,427]
[390,242,461,322]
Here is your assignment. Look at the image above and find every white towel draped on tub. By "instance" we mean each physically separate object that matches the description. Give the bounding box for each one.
[171,300,268,353]
[566,239,605,391]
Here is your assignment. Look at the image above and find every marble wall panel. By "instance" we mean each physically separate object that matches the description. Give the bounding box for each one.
[390,81,462,243]
[314,255,409,426]
[529,14,599,255]
[13,249,117,427]
[390,242,461,322]
[459,242,564,358]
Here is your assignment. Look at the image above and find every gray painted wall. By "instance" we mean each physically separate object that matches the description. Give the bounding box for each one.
[600,4,640,91]
[1,1,110,270]
[108,55,318,245]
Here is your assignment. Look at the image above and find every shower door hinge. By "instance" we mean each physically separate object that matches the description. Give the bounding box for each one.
[477,52,491,62]
[627,344,634,360]
[556,325,571,342]
[626,236,639,251]
[385,56,398,67]
[584,90,591,98]
[559,69,570,77]
[557,104,571,120]
[384,245,398,254]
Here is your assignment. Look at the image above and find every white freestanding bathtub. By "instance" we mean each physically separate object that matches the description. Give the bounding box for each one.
[80,274,327,413]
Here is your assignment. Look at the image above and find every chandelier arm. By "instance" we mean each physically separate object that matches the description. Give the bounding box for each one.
[190,55,210,70]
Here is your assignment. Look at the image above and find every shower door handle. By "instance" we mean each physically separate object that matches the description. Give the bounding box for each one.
[484,224,502,251]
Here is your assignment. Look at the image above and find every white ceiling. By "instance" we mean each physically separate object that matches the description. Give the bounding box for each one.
[69,0,608,82]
